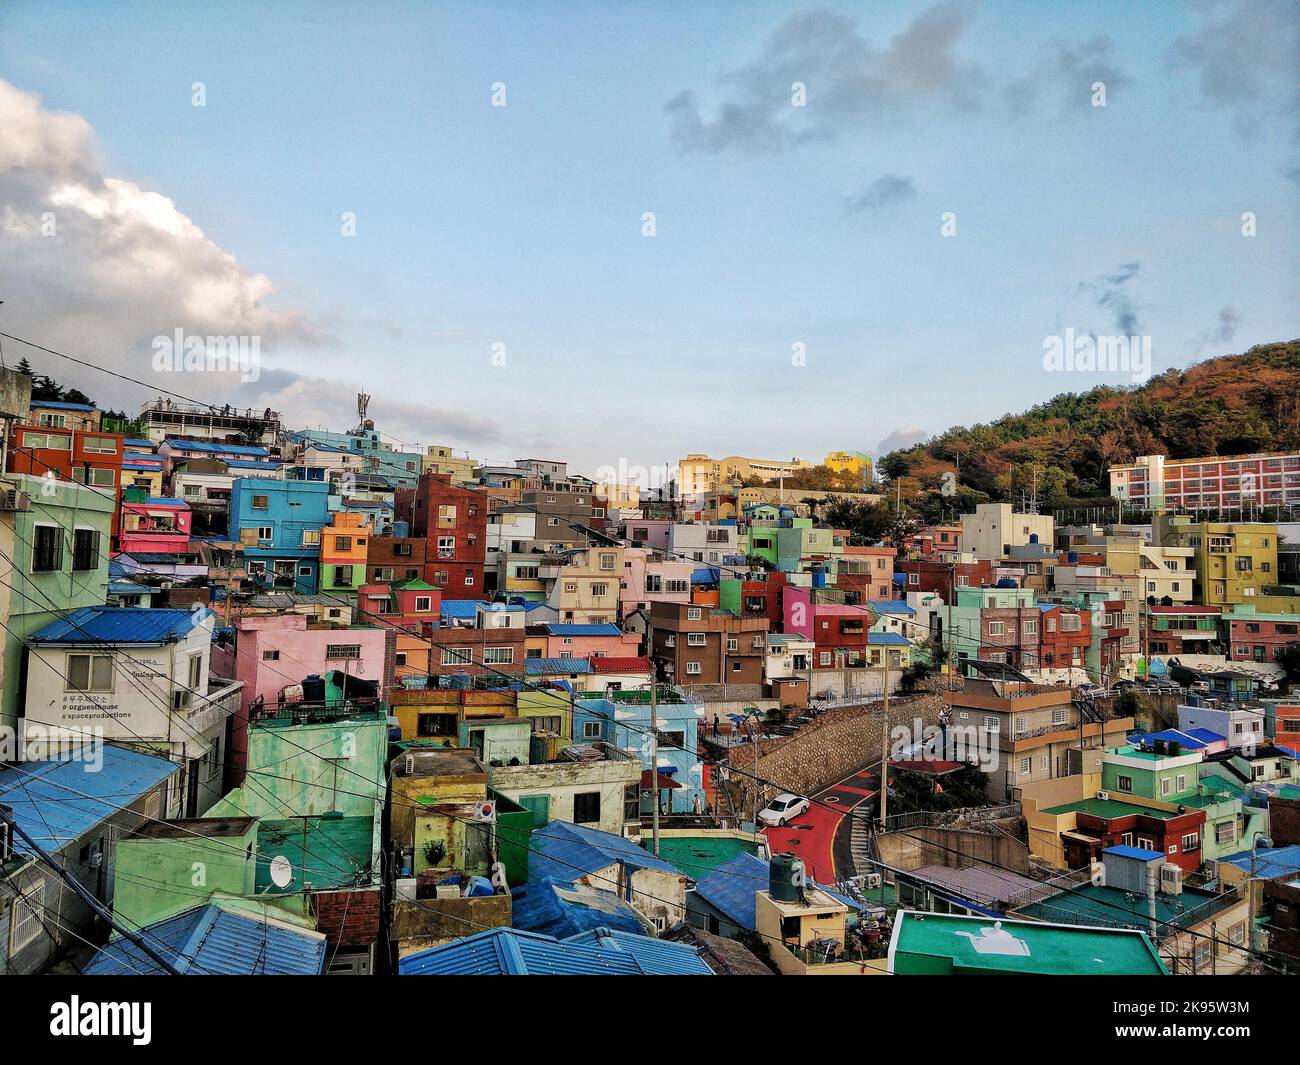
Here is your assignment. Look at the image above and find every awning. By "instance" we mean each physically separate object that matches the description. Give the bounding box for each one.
[641,770,682,790]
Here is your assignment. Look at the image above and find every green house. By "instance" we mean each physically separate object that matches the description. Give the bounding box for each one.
[2,475,115,730]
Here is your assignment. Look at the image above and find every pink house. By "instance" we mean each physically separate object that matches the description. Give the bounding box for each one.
[542,622,642,660]
[619,546,694,619]
[119,496,193,554]
[211,612,394,784]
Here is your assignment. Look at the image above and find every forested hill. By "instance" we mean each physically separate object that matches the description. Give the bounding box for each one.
[879,339,1300,512]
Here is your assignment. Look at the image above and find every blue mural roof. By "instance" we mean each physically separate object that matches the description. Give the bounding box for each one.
[1103,845,1167,862]
[0,746,179,855]
[29,606,204,645]
[693,852,864,932]
[870,600,916,614]
[399,926,710,976]
[84,903,326,976]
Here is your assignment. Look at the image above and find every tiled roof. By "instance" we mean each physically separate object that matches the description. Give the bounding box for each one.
[83,903,326,975]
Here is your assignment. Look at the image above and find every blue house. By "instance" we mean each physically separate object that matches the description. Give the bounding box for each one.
[228,477,331,593]
[574,689,706,815]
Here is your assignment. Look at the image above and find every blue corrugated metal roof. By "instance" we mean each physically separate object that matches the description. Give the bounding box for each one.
[439,600,491,618]
[1103,845,1167,862]
[224,458,282,469]
[530,821,684,885]
[524,657,593,675]
[510,877,644,939]
[693,852,862,932]
[142,496,187,507]
[30,399,96,411]
[562,928,713,975]
[124,438,154,448]
[867,631,911,646]
[83,903,326,975]
[544,623,622,637]
[0,746,179,856]
[29,606,204,644]
[1219,844,1300,879]
[163,439,270,456]
[870,600,916,614]
[399,926,709,975]
[691,567,720,584]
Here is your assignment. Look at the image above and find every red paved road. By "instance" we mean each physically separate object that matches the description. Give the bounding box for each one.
[761,766,878,885]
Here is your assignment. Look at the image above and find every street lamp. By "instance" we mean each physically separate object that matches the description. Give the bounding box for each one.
[1250,832,1274,878]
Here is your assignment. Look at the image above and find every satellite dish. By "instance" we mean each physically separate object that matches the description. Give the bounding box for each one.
[269,854,293,888]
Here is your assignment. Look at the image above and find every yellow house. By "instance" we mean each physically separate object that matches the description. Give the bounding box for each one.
[421,444,478,483]
[544,545,624,624]
[824,451,873,486]
[1155,517,1285,610]
[755,884,885,975]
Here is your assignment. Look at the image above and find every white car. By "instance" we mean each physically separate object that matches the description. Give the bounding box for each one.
[758,793,810,827]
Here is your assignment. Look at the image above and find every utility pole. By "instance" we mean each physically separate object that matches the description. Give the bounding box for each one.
[646,617,660,856]
[879,648,891,830]
[947,560,956,691]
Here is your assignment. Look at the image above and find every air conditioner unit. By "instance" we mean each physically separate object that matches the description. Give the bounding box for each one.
[861,872,882,890]
[403,753,416,776]
[1158,863,1183,895]
[1097,790,1111,802]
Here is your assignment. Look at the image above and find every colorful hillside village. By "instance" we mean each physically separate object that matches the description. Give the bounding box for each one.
[3,375,1300,977]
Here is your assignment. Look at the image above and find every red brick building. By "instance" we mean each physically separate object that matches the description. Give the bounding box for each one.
[1033,603,1092,674]
[1145,604,1222,658]
[1063,804,1206,873]
[366,534,427,584]
[1226,612,1300,665]
[394,473,487,599]
[649,601,769,686]
[896,558,993,601]
[8,422,125,542]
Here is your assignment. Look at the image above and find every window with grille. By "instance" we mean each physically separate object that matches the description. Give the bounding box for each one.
[33,525,62,572]
[72,528,100,572]
[326,644,362,660]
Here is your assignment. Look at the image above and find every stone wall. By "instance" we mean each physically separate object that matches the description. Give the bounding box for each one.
[726,688,947,807]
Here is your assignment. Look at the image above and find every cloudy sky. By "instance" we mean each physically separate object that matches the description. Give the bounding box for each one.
[0,1,1296,479]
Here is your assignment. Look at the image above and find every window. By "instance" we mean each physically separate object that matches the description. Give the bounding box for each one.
[686,607,702,621]
[67,653,114,693]
[573,792,600,824]
[599,553,615,571]
[1181,832,1200,851]
[302,530,320,546]
[252,494,270,509]
[334,535,353,552]
[32,524,62,572]
[415,596,433,612]
[988,621,1004,636]
[686,661,702,675]
[1117,774,1133,792]
[582,721,601,739]
[983,716,999,732]
[1018,756,1031,776]
[256,526,273,541]
[1175,774,1186,792]
[39,413,66,428]
[483,647,514,665]
[590,583,608,597]
[1160,776,1171,796]
[686,632,706,646]
[326,644,362,660]
[187,652,202,690]
[262,649,280,661]
[9,877,46,953]
[72,528,100,572]
[73,467,116,488]
[437,536,456,558]
[1052,707,1067,725]
[441,647,474,665]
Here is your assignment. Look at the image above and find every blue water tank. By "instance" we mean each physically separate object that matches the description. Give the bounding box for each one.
[1068,551,1079,563]
[1029,533,1039,544]
[392,519,410,538]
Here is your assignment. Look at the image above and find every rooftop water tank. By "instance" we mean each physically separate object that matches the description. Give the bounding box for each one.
[1068,551,1079,563]
[1029,533,1039,544]
[769,853,803,903]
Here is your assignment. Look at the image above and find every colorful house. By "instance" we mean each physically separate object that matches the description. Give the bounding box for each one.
[319,511,371,596]
[228,475,331,593]
[119,495,192,554]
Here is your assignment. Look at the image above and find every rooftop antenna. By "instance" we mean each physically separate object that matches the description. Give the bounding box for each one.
[354,392,371,435]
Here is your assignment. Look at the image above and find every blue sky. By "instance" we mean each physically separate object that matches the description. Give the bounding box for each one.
[0,1,1296,478]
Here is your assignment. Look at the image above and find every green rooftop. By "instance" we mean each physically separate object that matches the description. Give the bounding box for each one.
[1014,883,1235,938]
[891,911,1167,975]
[651,835,763,876]
[1043,796,1180,819]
